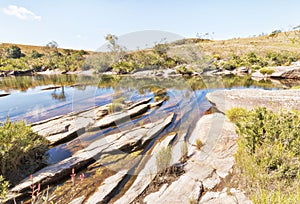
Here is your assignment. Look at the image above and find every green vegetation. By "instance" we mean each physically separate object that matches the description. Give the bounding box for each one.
[0,44,88,72]
[259,67,275,76]
[0,118,49,185]
[0,176,9,199]
[175,65,194,75]
[217,51,299,71]
[156,146,172,174]
[110,47,182,74]
[195,138,203,150]
[108,97,126,113]
[291,85,300,89]
[180,141,188,162]
[227,107,300,204]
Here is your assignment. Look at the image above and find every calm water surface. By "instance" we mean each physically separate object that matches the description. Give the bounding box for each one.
[0,74,287,164]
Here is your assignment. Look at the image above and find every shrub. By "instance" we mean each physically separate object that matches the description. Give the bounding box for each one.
[0,118,49,184]
[175,65,194,75]
[30,50,43,59]
[0,176,9,199]
[251,65,262,70]
[180,141,188,162]
[156,146,172,174]
[259,67,275,75]
[195,138,203,150]
[227,107,300,203]
[5,45,23,59]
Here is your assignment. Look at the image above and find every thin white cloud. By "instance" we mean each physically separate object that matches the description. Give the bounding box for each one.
[76,34,82,39]
[2,5,41,21]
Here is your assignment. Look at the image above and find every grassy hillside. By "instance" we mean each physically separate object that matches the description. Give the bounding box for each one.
[170,31,300,58]
[0,43,91,72]
[1,31,300,74]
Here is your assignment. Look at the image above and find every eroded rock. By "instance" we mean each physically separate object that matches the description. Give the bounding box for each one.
[11,113,174,194]
[143,113,250,203]
[114,133,177,204]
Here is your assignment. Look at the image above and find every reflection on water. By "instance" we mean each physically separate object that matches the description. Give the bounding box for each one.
[0,74,291,164]
[0,74,287,123]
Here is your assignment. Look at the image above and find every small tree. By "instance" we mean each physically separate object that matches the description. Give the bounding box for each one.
[105,34,125,62]
[5,45,23,59]
[30,50,43,59]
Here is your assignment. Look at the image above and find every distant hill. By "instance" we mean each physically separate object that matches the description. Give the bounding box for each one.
[168,31,300,59]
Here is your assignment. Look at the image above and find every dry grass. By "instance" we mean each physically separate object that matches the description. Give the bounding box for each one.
[0,43,93,55]
[169,31,300,60]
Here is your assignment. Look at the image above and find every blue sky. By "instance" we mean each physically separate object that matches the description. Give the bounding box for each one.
[0,0,300,50]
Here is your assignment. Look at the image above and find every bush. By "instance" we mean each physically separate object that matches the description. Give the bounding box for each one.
[175,65,194,75]
[0,118,49,184]
[5,45,23,59]
[0,176,9,199]
[195,138,203,150]
[227,107,300,203]
[259,67,275,75]
[156,146,172,174]
[30,50,43,59]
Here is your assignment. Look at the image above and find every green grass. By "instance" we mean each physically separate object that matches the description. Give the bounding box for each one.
[227,107,300,204]
[156,146,172,174]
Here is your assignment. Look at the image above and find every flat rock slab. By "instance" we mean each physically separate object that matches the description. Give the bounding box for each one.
[143,113,251,203]
[0,93,10,97]
[206,89,300,113]
[114,133,177,204]
[88,103,150,131]
[85,170,128,204]
[31,98,152,145]
[11,113,174,193]
[31,105,109,145]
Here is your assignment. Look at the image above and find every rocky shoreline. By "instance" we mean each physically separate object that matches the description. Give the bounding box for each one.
[1,60,300,80]
[3,80,300,203]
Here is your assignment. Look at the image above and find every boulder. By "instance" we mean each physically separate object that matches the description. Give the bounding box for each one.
[271,65,300,79]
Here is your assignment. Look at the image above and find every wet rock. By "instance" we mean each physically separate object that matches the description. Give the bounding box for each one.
[127,97,151,110]
[11,114,174,194]
[32,98,153,145]
[41,86,62,90]
[88,103,150,131]
[114,133,177,204]
[31,105,109,145]
[0,93,10,97]
[86,170,128,204]
[206,89,300,113]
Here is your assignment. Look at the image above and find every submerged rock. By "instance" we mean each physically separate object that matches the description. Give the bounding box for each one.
[85,170,128,204]
[11,113,174,194]
[114,133,177,204]
[32,98,153,145]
